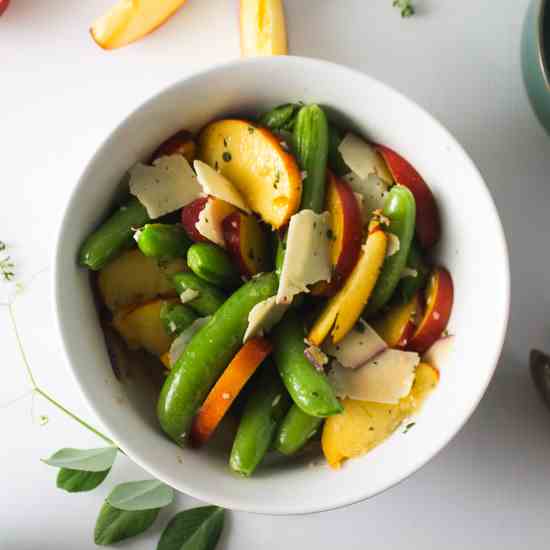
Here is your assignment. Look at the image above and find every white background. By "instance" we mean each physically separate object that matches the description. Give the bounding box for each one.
[2,0,550,548]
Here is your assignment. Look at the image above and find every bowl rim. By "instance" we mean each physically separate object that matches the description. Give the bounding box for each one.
[53,55,511,515]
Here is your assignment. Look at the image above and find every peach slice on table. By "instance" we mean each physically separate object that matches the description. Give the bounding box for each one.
[90,0,188,50]
[371,294,421,349]
[312,172,363,296]
[198,120,302,229]
[407,267,454,354]
[0,0,10,16]
[222,211,271,278]
[151,130,196,163]
[375,144,441,249]
[240,0,288,57]
[308,226,387,347]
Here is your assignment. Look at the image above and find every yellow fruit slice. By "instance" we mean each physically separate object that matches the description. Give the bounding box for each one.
[240,0,288,57]
[90,0,187,50]
[308,229,387,346]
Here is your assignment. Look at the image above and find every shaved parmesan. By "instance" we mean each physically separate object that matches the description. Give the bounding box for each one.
[328,349,419,404]
[179,288,200,304]
[194,160,250,212]
[168,316,211,366]
[276,210,332,304]
[386,233,400,257]
[243,296,288,342]
[194,197,236,247]
[344,172,388,221]
[338,133,393,184]
[129,155,202,219]
[324,320,387,368]
[304,344,329,371]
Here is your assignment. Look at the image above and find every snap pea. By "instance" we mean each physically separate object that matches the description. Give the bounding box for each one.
[157,273,278,443]
[136,223,191,260]
[294,104,329,213]
[79,197,149,271]
[364,185,416,317]
[272,310,342,417]
[229,364,291,476]
[394,240,430,305]
[187,243,240,288]
[259,103,300,131]
[172,272,227,316]
[327,124,350,177]
[274,233,286,279]
[274,404,323,455]
[160,302,198,336]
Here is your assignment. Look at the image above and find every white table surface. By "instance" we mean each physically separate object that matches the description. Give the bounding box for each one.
[3,0,550,547]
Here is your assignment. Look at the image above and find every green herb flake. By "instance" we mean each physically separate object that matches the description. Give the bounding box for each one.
[248,126,255,134]
[404,422,416,433]
[326,228,336,241]
[393,0,414,17]
[223,137,228,147]
[222,152,232,163]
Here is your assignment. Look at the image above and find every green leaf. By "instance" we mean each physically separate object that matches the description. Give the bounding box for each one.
[42,447,117,472]
[56,467,111,492]
[94,501,160,546]
[107,480,174,511]
[157,506,225,550]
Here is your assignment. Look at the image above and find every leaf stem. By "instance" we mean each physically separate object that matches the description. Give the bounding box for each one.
[7,301,119,449]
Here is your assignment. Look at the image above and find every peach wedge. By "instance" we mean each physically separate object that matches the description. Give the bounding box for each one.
[308,227,388,346]
[240,0,288,57]
[198,120,301,229]
[90,0,188,50]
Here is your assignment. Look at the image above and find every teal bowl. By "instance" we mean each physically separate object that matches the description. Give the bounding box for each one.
[522,0,550,134]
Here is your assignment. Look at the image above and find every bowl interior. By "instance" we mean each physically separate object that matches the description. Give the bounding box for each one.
[54,56,509,515]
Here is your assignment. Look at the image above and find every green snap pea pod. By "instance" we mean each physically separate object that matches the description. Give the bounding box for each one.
[172,272,227,316]
[229,364,291,476]
[294,104,330,213]
[364,185,416,317]
[327,124,350,177]
[160,302,198,336]
[274,233,286,279]
[394,240,430,305]
[157,273,278,443]
[260,103,300,131]
[272,311,342,417]
[274,404,323,455]
[187,243,240,288]
[135,223,192,260]
[79,197,149,270]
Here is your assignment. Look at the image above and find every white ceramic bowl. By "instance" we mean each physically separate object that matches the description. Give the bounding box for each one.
[54,56,510,515]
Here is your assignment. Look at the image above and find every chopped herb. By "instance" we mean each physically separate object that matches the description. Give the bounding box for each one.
[248,126,255,134]
[369,426,374,431]
[222,152,232,162]
[392,0,414,17]
[273,182,278,189]
[326,229,336,241]
[354,321,365,333]
[404,422,416,433]
[214,161,219,170]
[223,137,228,147]
[275,171,281,183]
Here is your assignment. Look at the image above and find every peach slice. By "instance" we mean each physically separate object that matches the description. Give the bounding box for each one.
[90,0,187,50]
[0,0,10,16]
[371,294,421,349]
[240,0,288,57]
[407,267,454,353]
[308,227,387,346]
[198,120,301,229]
[222,211,270,277]
[312,172,363,296]
[375,144,440,249]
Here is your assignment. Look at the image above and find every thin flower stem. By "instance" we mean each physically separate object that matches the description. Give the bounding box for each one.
[35,388,116,447]
[7,301,120,450]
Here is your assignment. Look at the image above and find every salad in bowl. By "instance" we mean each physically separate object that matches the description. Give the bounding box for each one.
[79,101,454,476]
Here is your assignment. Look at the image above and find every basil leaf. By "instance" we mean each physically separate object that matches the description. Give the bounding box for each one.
[94,501,160,546]
[57,467,111,492]
[157,506,225,550]
[42,447,117,472]
[107,480,174,511]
